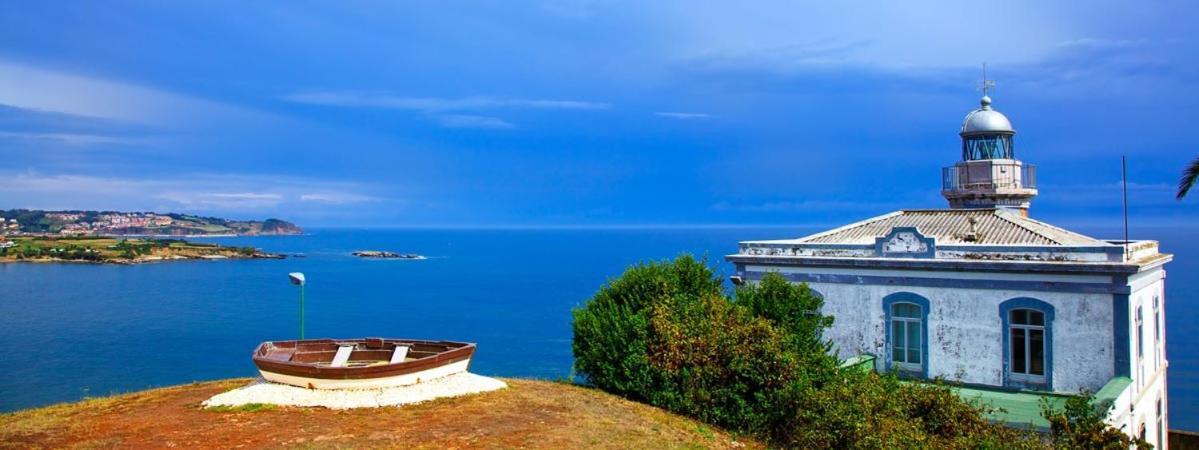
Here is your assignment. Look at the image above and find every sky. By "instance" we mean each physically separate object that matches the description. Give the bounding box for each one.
[0,1,1197,229]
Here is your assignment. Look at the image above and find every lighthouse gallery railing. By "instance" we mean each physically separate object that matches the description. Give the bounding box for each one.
[942,163,1036,191]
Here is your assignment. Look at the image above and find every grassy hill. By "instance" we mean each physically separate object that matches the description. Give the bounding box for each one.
[0,236,273,263]
[0,378,761,449]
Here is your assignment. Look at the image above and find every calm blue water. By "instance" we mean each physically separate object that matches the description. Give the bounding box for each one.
[0,226,1195,430]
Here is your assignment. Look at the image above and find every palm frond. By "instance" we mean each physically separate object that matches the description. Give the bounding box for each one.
[1178,157,1199,200]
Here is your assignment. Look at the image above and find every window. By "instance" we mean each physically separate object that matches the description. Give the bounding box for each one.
[1009,309,1046,382]
[962,135,1014,160]
[1137,307,1144,359]
[1000,298,1054,389]
[1157,398,1164,450]
[883,292,929,378]
[891,303,922,371]
[1154,296,1162,369]
[1137,306,1145,382]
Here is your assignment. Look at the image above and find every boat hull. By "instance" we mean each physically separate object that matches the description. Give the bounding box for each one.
[258,358,471,389]
[251,338,475,390]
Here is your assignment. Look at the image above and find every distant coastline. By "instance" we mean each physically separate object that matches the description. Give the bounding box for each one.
[0,236,285,265]
[0,209,302,237]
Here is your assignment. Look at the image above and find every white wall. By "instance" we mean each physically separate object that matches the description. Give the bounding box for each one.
[746,266,1118,393]
[1125,268,1168,448]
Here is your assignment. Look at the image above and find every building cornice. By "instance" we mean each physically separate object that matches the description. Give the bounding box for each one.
[725,253,1171,276]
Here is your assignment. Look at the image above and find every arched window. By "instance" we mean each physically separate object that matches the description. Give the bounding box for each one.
[1156,397,1164,450]
[883,292,929,378]
[1137,306,1145,382]
[1153,296,1161,370]
[1000,298,1054,389]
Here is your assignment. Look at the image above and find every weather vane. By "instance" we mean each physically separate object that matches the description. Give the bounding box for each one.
[978,63,996,97]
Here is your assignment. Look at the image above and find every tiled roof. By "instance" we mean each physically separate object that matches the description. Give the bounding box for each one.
[794,209,1106,246]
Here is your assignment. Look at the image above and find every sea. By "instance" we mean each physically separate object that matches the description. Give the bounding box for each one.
[1,226,1195,430]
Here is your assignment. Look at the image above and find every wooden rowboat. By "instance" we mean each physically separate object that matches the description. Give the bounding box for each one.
[252,338,475,389]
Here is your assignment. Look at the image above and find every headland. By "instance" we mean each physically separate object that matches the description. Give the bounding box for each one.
[0,378,758,449]
[0,236,283,264]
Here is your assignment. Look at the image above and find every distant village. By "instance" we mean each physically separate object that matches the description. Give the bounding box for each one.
[0,209,302,239]
[46,212,175,235]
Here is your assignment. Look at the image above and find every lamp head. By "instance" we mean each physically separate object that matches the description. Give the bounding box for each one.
[288,272,306,286]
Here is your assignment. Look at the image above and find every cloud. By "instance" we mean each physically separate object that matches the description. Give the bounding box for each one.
[434,114,515,129]
[283,92,607,129]
[1055,38,1147,51]
[0,60,263,127]
[655,112,712,120]
[684,39,876,75]
[0,171,389,214]
[652,4,1060,72]
[283,92,609,112]
[539,0,603,19]
[711,199,903,213]
[157,192,284,210]
[0,130,151,146]
[299,192,384,204]
[1037,180,1178,208]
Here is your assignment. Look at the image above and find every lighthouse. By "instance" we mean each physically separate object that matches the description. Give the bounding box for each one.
[941,94,1038,213]
[727,84,1172,446]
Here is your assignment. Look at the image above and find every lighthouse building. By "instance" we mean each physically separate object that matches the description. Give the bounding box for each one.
[727,94,1171,445]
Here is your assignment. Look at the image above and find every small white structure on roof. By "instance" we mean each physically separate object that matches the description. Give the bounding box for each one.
[728,92,1171,445]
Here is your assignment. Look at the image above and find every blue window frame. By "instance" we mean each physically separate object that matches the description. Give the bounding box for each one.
[1153,296,1160,343]
[1000,298,1054,389]
[1137,306,1144,360]
[883,292,929,378]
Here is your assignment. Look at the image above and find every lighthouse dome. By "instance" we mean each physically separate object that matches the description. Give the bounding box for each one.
[960,96,1014,136]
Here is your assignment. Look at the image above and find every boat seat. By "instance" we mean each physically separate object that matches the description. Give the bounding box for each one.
[330,345,355,367]
[390,345,410,364]
[264,348,296,362]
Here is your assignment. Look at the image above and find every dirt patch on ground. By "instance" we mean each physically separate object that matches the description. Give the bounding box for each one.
[0,378,762,449]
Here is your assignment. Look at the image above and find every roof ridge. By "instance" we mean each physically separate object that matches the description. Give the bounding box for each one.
[983,211,1059,244]
[992,210,1079,244]
[796,210,904,242]
[901,208,996,212]
[1007,212,1107,245]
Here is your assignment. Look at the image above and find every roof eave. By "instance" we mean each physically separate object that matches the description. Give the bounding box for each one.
[725,254,1145,275]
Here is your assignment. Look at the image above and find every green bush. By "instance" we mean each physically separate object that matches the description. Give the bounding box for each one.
[573,256,1137,449]
[779,369,1040,449]
[571,254,723,401]
[735,272,837,376]
[1043,392,1152,449]
[645,291,802,435]
[572,257,827,437]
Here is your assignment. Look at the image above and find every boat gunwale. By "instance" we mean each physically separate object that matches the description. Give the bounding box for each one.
[252,338,475,380]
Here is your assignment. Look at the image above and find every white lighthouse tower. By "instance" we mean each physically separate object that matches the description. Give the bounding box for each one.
[941,92,1038,214]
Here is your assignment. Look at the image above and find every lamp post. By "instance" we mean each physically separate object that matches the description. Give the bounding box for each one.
[288,272,306,339]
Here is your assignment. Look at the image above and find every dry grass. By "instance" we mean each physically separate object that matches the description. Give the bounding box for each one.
[0,378,762,450]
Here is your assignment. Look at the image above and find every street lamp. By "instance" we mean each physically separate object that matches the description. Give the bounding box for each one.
[288,272,306,339]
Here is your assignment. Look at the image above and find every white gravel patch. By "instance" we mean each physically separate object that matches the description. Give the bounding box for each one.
[202,372,507,409]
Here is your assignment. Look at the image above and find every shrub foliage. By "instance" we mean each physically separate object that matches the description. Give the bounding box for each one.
[573,255,1141,449]
[1043,393,1153,449]
[571,255,722,400]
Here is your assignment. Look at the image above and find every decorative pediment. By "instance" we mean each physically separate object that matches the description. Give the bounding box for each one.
[875,227,936,258]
